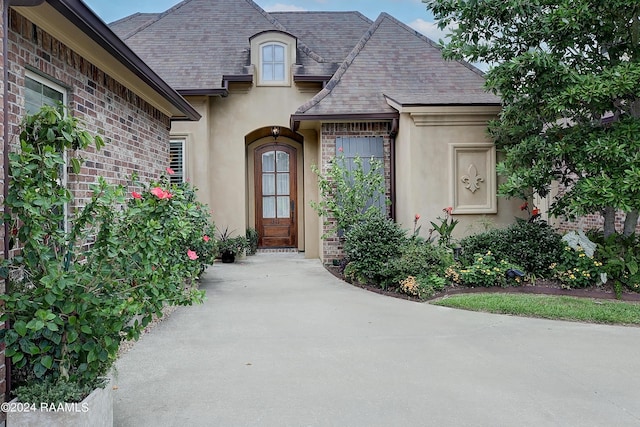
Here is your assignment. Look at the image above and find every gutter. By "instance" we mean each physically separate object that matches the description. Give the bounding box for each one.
[45,0,200,121]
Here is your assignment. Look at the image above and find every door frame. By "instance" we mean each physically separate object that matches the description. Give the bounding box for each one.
[254,143,298,248]
[245,136,304,250]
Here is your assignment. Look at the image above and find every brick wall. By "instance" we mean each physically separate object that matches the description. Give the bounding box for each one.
[320,122,392,263]
[1,0,7,415]
[1,9,173,412]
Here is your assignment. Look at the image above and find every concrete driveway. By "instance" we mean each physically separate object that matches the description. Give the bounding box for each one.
[113,253,640,427]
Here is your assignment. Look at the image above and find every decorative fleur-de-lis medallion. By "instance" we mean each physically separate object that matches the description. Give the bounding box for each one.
[461,163,484,193]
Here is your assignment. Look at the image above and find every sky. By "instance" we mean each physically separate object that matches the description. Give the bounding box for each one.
[83,0,450,43]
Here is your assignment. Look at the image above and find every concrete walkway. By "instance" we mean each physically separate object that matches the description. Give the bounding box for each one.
[113,253,640,427]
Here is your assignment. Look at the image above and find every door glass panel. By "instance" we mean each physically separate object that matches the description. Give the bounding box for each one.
[263,197,276,218]
[262,152,275,172]
[277,173,289,195]
[276,151,289,172]
[262,174,275,195]
[277,196,290,218]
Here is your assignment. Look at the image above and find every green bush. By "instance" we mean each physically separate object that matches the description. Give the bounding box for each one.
[343,215,406,286]
[14,378,106,405]
[381,240,452,289]
[399,274,447,299]
[459,220,564,277]
[549,244,603,288]
[446,251,523,287]
[587,231,639,293]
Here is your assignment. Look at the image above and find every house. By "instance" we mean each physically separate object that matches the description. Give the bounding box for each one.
[0,0,198,412]
[110,0,523,261]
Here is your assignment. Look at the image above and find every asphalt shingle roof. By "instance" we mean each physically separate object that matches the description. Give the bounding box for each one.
[296,13,500,116]
[111,2,498,111]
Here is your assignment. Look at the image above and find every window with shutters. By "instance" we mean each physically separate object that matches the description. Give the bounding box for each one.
[336,136,386,211]
[169,138,185,183]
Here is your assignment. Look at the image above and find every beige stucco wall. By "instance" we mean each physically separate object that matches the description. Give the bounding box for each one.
[171,78,321,256]
[394,106,524,241]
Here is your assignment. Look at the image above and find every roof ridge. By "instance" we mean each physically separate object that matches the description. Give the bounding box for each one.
[296,13,386,114]
[119,0,194,40]
[249,0,327,63]
[377,12,486,78]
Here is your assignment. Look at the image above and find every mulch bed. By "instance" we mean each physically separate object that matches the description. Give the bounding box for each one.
[324,265,640,303]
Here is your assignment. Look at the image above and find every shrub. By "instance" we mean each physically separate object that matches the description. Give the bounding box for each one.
[0,106,211,402]
[459,220,565,277]
[588,231,640,293]
[550,244,604,288]
[380,240,452,289]
[311,153,388,237]
[446,251,523,287]
[399,274,447,299]
[343,215,406,286]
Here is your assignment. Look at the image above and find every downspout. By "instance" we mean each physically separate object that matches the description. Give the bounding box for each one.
[389,117,398,221]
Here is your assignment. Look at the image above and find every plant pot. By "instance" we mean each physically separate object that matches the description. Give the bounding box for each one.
[6,378,113,427]
[221,251,236,263]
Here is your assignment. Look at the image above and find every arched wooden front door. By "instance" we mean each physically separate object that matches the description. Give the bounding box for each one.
[255,144,297,248]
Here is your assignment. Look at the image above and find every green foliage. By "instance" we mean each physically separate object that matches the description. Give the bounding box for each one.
[589,231,640,293]
[14,377,106,405]
[550,244,604,288]
[429,207,458,247]
[311,153,387,237]
[246,228,259,255]
[426,0,640,235]
[458,221,565,277]
[216,227,249,257]
[381,240,452,289]
[0,105,212,400]
[446,251,523,288]
[343,215,406,286]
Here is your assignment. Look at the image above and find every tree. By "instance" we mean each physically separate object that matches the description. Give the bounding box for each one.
[425,0,640,237]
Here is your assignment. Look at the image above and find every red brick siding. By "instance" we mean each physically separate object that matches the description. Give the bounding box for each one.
[1,9,174,412]
[1,1,7,415]
[320,122,392,263]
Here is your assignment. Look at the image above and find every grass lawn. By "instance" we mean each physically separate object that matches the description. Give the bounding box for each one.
[431,293,640,326]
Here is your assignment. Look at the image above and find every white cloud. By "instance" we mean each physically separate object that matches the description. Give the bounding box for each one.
[263,3,308,12]
[408,18,454,43]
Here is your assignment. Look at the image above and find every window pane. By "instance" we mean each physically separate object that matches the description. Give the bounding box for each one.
[262,152,275,172]
[277,196,290,218]
[276,151,289,172]
[169,139,184,183]
[263,197,276,218]
[277,173,289,195]
[262,45,273,62]
[274,45,284,62]
[262,174,275,195]
[274,64,285,81]
[43,85,63,103]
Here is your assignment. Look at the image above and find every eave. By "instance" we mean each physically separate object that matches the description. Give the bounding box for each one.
[11,0,200,121]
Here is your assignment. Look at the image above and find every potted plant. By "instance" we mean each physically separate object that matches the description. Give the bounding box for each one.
[217,228,249,263]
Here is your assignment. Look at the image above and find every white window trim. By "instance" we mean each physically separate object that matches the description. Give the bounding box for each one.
[251,32,295,87]
[260,42,287,84]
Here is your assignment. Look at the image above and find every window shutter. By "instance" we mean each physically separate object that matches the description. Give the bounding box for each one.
[169,139,185,183]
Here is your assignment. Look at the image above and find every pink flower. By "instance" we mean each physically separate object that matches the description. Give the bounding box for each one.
[151,187,173,199]
[203,235,210,242]
[338,147,343,153]
[443,207,453,215]
[187,249,199,260]
[166,167,175,175]
[414,214,420,221]
[131,191,142,199]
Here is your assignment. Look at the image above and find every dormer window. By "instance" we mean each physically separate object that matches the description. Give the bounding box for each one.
[262,43,285,82]
[250,31,296,86]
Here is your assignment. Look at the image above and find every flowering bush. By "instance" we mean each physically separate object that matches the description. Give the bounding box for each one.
[399,274,447,299]
[550,244,604,288]
[0,106,213,403]
[429,207,458,247]
[446,251,523,287]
